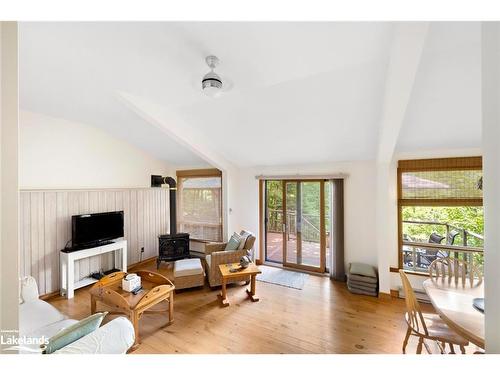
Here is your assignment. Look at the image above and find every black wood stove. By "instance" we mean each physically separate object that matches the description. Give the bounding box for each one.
[152,175,190,268]
[158,233,190,265]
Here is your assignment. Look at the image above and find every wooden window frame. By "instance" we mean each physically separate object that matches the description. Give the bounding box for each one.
[176,168,223,242]
[176,168,222,178]
[396,157,483,270]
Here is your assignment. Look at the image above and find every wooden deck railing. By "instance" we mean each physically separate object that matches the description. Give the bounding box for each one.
[403,220,484,247]
[402,220,484,272]
[402,241,484,273]
[267,209,325,243]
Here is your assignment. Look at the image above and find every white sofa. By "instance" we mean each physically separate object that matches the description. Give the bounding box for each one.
[19,276,135,354]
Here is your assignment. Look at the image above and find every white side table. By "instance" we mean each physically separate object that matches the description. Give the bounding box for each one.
[60,240,127,299]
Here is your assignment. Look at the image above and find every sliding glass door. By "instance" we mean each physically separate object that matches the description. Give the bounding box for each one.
[264,179,328,273]
[264,180,284,264]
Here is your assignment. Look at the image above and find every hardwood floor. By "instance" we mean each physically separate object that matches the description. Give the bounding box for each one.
[47,260,444,354]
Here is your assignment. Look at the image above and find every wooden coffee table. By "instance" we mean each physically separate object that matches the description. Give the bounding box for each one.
[89,270,175,348]
[218,262,262,307]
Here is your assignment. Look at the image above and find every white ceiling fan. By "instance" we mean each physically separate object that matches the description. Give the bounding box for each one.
[200,55,233,97]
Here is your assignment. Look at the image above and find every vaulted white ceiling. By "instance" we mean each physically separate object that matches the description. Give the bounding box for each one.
[396,22,481,153]
[19,22,482,168]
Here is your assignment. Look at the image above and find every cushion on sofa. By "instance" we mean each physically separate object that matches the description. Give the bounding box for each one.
[53,317,135,354]
[19,319,79,354]
[174,258,204,277]
[42,312,107,354]
[19,299,66,336]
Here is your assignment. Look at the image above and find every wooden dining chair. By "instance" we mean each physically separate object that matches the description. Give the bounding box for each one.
[429,257,482,288]
[399,270,469,354]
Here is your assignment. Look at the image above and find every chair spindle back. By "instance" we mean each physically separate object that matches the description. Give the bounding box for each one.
[399,270,428,336]
[429,257,482,288]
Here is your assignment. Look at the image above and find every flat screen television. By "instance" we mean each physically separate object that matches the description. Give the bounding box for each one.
[71,211,124,249]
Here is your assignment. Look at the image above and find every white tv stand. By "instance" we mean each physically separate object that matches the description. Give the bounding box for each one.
[60,239,127,299]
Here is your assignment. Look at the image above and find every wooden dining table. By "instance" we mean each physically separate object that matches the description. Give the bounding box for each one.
[423,278,485,348]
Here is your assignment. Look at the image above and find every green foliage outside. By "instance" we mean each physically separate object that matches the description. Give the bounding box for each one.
[402,206,484,267]
[265,181,331,241]
[402,206,484,246]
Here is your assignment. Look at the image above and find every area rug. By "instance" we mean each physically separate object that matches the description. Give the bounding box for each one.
[256,266,309,290]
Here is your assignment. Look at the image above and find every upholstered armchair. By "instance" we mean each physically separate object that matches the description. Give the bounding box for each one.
[205,230,256,287]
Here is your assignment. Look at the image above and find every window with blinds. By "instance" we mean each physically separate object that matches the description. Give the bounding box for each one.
[397,157,484,273]
[398,157,483,205]
[177,169,223,242]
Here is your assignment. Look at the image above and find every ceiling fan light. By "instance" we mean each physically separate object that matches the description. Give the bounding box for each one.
[202,55,223,97]
[202,72,222,89]
[203,86,222,98]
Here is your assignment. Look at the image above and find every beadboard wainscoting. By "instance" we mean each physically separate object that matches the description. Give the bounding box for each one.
[20,188,169,295]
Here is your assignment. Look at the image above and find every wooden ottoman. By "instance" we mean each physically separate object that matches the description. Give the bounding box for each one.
[174,258,205,290]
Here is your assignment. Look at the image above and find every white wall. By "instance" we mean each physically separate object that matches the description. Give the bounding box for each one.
[19,110,174,189]
[1,21,19,347]
[233,161,378,271]
[375,160,398,293]
[481,22,500,353]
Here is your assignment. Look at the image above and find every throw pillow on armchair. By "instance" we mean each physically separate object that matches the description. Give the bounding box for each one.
[225,232,242,251]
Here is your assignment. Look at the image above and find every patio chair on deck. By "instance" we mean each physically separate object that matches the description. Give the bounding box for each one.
[402,234,415,268]
[417,230,460,268]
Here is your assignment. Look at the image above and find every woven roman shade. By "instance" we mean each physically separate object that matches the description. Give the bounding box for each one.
[398,157,483,206]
